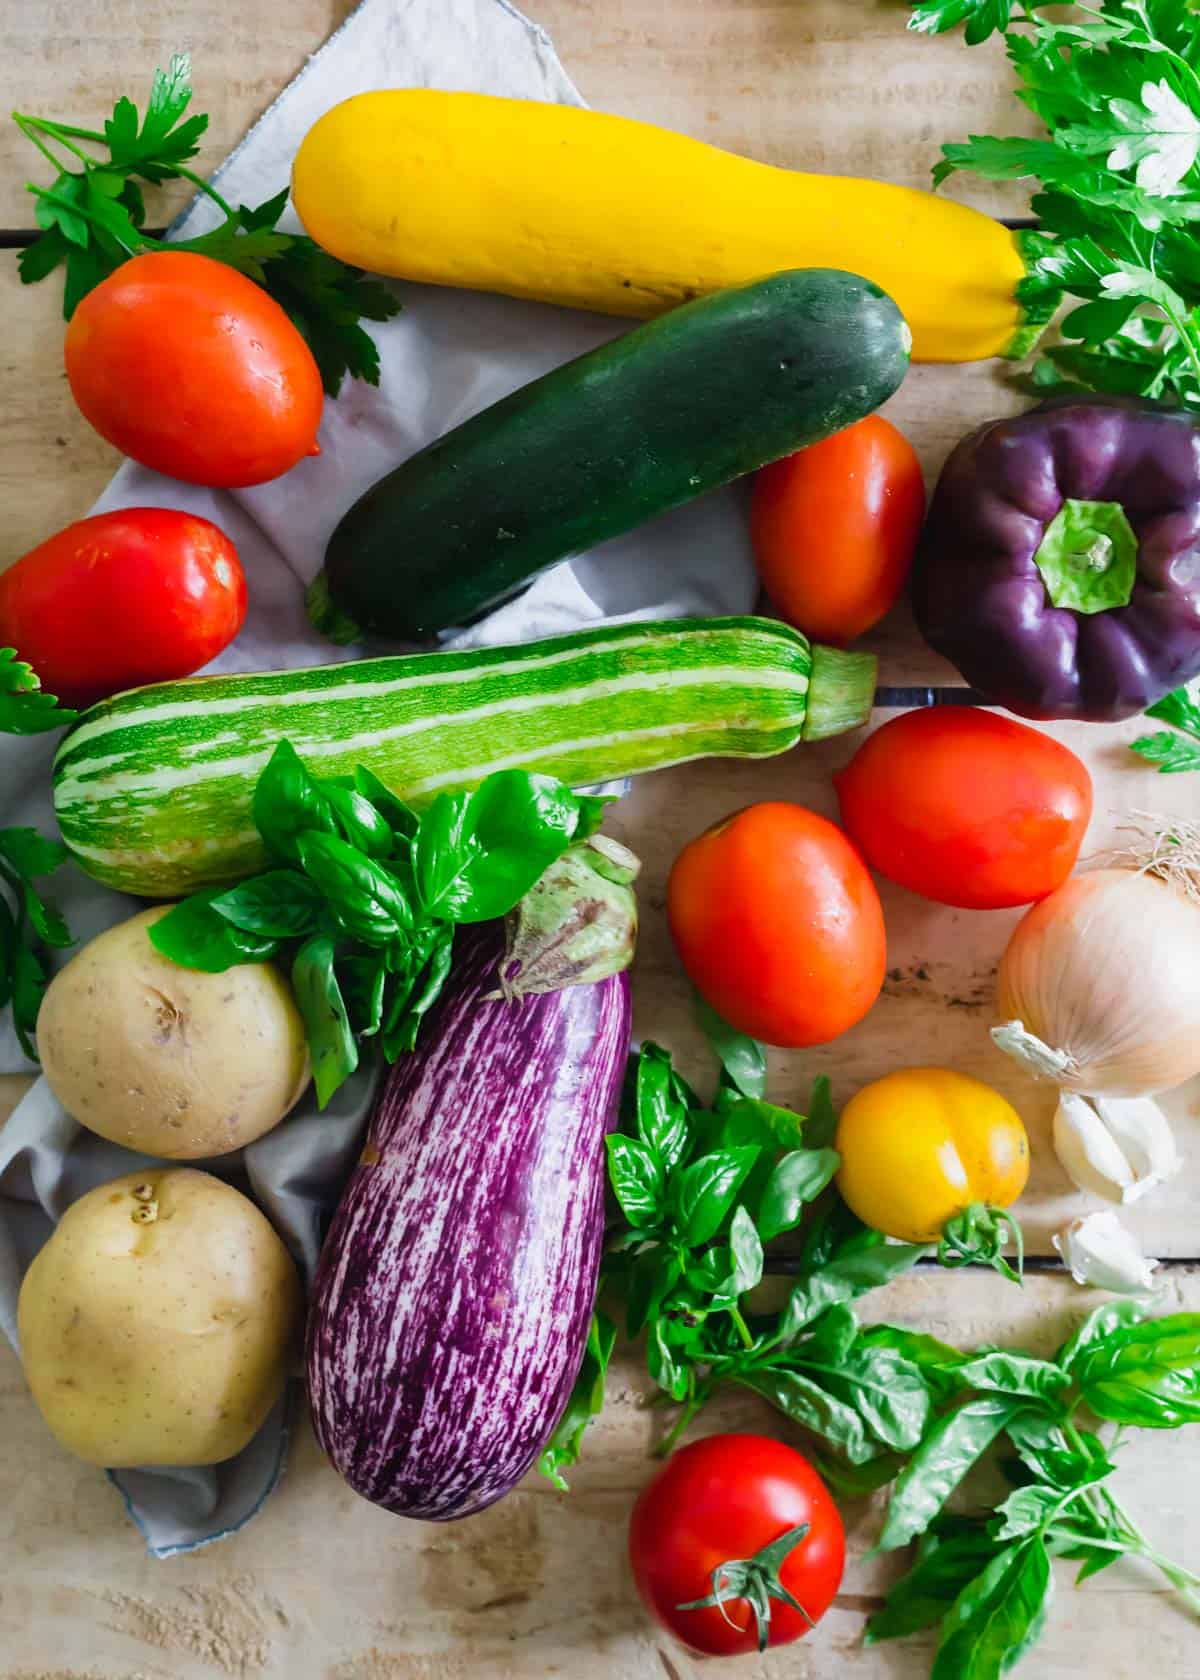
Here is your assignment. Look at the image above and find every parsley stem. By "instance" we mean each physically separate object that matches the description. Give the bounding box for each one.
[172,165,236,221]
[13,115,70,178]
[16,114,107,145]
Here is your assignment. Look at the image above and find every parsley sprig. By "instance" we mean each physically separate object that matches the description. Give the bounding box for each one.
[1131,681,1200,770]
[0,828,74,1060]
[0,648,78,737]
[909,0,1200,410]
[14,54,401,394]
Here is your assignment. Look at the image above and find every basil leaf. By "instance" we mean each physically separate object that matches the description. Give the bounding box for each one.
[781,1242,931,1340]
[209,871,323,937]
[298,832,413,945]
[948,1350,1071,1403]
[797,1190,877,1273]
[1073,1312,1200,1428]
[605,1135,665,1228]
[381,922,455,1057]
[737,1367,875,1463]
[728,1204,764,1294]
[758,1147,840,1242]
[647,1318,690,1403]
[537,1308,616,1491]
[859,1326,968,1402]
[878,1397,1026,1553]
[797,1343,931,1453]
[695,996,767,1097]
[802,1075,839,1149]
[633,1043,690,1173]
[867,1529,1004,1643]
[149,891,281,973]
[931,1537,1053,1680]
[292,933,358,1107]
[713,1091,805,1152]
[1056,1299,1145,1375]
[993,1484,1062,1542]
[624,1246,681,1337]
[811,1446,909,1500]
[253,740,338,862]
[674,1146,760,1246]
[352,766,420,840]
[805,1304,859,1365]
[686,1244,733,1297]
[1006,1415,1114,1491]
[339,952,389,1037]
[414,770,582,923]
[323,784,395,858]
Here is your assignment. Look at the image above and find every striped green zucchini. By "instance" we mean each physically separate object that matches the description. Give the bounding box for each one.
[53,616,875,898]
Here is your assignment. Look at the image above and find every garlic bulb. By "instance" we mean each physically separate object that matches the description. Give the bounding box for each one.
[993,869,1200,1096]
[1051,1092,1181,1203]
[1053,1210,1160,1295]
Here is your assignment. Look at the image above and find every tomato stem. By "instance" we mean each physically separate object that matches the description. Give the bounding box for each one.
[676,1521,814,1653]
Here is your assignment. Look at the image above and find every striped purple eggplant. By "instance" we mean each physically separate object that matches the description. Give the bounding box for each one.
[306,925,631,1520]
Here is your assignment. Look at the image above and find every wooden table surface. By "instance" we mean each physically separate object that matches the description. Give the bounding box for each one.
[1,3,1198,1676]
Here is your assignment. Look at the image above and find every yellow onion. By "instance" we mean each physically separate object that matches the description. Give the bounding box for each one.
[993,869,1200,1097]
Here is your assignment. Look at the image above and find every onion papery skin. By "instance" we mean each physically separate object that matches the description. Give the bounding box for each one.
[996,870,1200,1097]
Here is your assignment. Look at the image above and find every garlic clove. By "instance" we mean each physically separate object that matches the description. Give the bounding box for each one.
[1054,1092,1139,1201]
[1053,1209,1160,1295]
[1052,1091,1181,1204]
[1088,1095,1182,1202]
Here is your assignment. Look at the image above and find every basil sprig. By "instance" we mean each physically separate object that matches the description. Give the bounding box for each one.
[539,1040,931,1486]
[150,741,610,1105]
[870,1297,1200,1674]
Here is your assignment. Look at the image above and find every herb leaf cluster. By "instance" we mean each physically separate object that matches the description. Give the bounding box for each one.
[0,828,74,1059]
[871,1298,1200,1673]
[1131,681,1200,771]
[910,0,1200,412]
[150,741,610,1105]
[15,54,401,394]
[0,648,78,737]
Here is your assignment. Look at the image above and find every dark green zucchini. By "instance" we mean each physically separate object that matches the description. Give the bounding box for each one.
[310,268,911,642]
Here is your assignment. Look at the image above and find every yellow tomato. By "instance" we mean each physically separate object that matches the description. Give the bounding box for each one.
[835,1067,1030,1244]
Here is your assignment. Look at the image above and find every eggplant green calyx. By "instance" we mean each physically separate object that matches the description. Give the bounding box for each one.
[676,1522,815,1652]
[1035,499,1137,616]
[491,834,640,1000]
[939,1202,1025,1286]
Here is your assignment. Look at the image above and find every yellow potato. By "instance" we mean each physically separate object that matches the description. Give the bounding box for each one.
[18,1169,302,1467]
[37,906,310,1159]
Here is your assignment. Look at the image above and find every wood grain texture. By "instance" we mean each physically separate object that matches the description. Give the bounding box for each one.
[1,1270,1198,1677]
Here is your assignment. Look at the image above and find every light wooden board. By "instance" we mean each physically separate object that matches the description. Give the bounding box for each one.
[1,1269,1198,1678]
[1,5,1196,1679]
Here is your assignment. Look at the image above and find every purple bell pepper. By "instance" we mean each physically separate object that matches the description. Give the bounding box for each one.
[912,396,1200,720]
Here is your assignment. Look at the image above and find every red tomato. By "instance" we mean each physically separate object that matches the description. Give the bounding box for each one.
[0,508,247,708]
[667,802,885,1048]
[64,252,323,487]
[834,708,1094,910]
[752,415,925,645]
[629,1434,845,1657]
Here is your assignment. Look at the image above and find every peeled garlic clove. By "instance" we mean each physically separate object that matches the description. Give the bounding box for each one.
[1052,1092,1180,1203]
[1053,1209,1160,1295]
[1089,1095,1182,1203]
